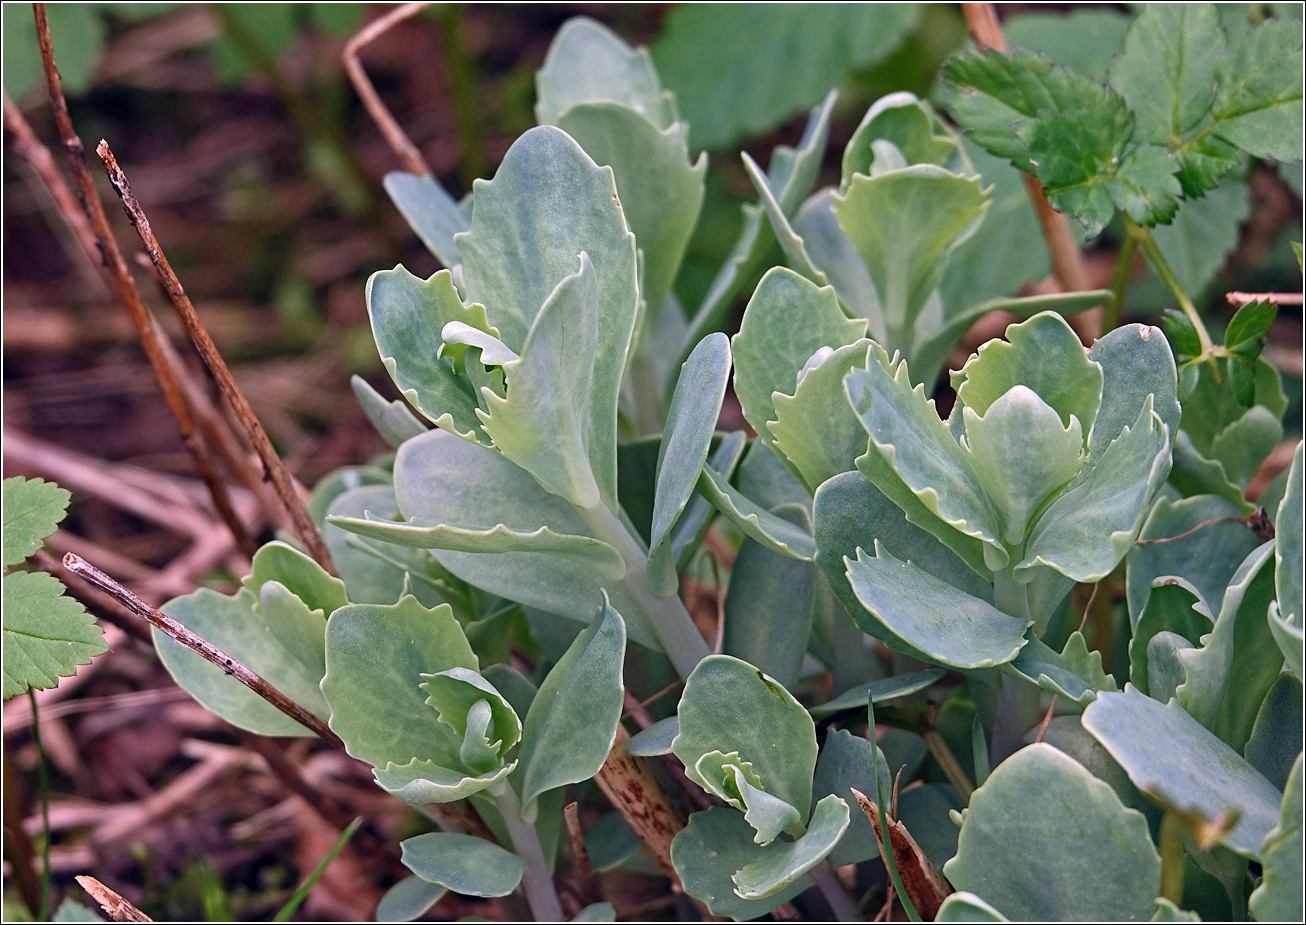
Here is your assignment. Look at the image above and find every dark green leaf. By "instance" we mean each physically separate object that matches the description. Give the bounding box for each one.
[1226,300,1277,352]
[3,571,106,700]
[1162,310,1202,359]
[3,477,70,569]
[1210,18,1304,163]
[1108,5,1221,144]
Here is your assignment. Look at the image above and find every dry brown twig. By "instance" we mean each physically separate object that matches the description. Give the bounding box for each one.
[1226,290,1305,306]
[343,2,434,177]
[75,876,153,922]
[94,139,336,573]
[27,5,258,560]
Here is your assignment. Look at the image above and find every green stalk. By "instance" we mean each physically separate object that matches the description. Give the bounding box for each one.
[579,501,712,679]
[1158,810,1186,906]
[28,690,50,922]
[810,859,864,922]
[1128,216,1221,382]
[1100,230,1140,333]
[496,788,564,922]
[990,569,1040,764]
[273,817,361,921]
[922,728,974,802]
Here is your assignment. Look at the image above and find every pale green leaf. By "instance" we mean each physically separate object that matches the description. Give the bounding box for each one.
[383,172,468,269]
[1268,601,1304,683]
[731,267,865,463]
[422,668,521,762]
[674,654,817,818]
[732,795,850,899]
[255,582,326,683]
[536,17,674,130]
[841,93,960,190]
[1085,322,1180,467]
[1249,753,1303,922]
[647,332,731,596]
[812,729,891,866]
[1003,8,1128,81]
[670,430,747,571]
[1275,442,1303,630]
[742,150,829,288]
[376,758,516,806]
[846,543,1028,669]
[1006,630,1117,706]
[833,165,989,348]
[1033,715,1161,833]
[810,670,945,719]
[1108,5,1221,144]
[1128,579,1214,696]
[456,126,639,510]
[321,596,475,768]
[241,540,347,619]
[696,464,816,561]
[400,833,525,898]
[350,375,427,449]
[1211,18,1304,162]
[652,4,920,150]
[3,571,106,700]
[625,716,678,756]
[670,807,808,919]
[375,876,447,923]
[1244,673,1303,792]
[555,104,705,321]
[517,599,626,809]
[1082,688,1283,858]
[695,751,802,845]
[3,477,70,569]
[942,743,1161,922]
[392,429,661,649]
[935,892,1009,922]
[328,515,625,581]
[722,532,816,691]
[366,266,490,443]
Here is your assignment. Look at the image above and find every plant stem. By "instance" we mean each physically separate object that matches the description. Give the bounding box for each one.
[922,728,974,802]
[28,690,50,922]
[1101,231,1140,334]
[990,671,1042,766]
[810,859,864,922]
[1159,810,1186,906]
[579,503,711,679]
[497,788,565,922]
[1128,216,1221,382]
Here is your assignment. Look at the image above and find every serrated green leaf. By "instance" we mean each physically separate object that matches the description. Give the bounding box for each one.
[671,807,808,919]
[1162,310,1202,359]
[647,333,731,595]
[1172,132,1241,197]
[1227,300,1277,352]
[674,654,818,819]
[833,165,990,347]
[536,17,674,130]
[456,126,639,511]
[3,477,71,569]
[375,876,446,924]
[696,464,816,561]
[321,596,475,768]
[367,266,490,444]
[1006,630,1117,705]
[732,795,850,899]
[156,586,328,736]
[1002,8,1128,81]
[1104,143,1184,227]
[350,375,427,449]
[1128,579,1214,696]
[1083,687,1283,858]
[555,104,705,321]
[652,4,921,150]
[1210,18,1304,163]
[811,729,891,866]
[517,599,625,809]
[400,833,525,898]
[942,743,1161,922]
[383,172,469,270]
[1244,673,1303,792]
[1249,753,1303,922]
[1108,5,1221,144]
[392,431,660,647]
[846,348,1004,563]
[2,571,106,699]
[846,542,1028,669]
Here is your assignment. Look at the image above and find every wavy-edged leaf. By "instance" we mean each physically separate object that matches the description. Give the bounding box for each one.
[1015,397,1170,583]
[812,729,891,866]
[696,464,816,561]
[943,743,1160,922]
[625,715,678,756]
[846,543,1028,669]
[647,333,731,596]
[1210,18,1304,163]
[732,795,850,899]
[421,668,521,763]
[3,571,106,700]
[517,598,626,810]
[456,126,639,511]
[670,807,808,919]
[833,165,989,347]
[536,17,674,130]
[674,654,817,818]
[376,758,516,806]
[350,375,427,449]
[1128,579,1214,697]
[652,4,920,150]
[383,171,469,269]
[1082,687,1283,858]
[935,892,1009,922]
[321,596,475,768]
[846,348,1004,565]
[3,476,70,568]
[810,670,946,719]
[366,266,489,444]
[1006,630,1117,706]
[393,429,661,648]
[732,267,865,462]
[328,515,625,581]
[400,833,525,898]
[156,587,327,736]
[241,540,347,618]
[695,751,803,846]
[671,430,747,571]
[842,92,960,190]
[1275,441,1303,633]
[1249,753,1303,922]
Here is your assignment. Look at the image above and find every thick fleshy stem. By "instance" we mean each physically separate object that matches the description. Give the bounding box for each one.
[497,788,565,922]
[579,502,711,679]
[990,569,1040,764]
